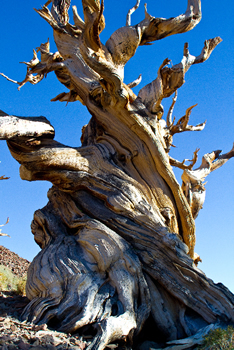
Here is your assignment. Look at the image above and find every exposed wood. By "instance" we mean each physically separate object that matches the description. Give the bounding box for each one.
[181,145,234,219]
[0,113,54,140]
[126,0,141,26]
[0,1,233,349]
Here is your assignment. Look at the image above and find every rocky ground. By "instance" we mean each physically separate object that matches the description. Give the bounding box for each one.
[0,246,93,350]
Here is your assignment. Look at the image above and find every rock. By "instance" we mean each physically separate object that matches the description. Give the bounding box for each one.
[17,340,31,350]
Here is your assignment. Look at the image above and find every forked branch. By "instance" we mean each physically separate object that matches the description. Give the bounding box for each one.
[106,0,202,69]
[196,143,234,174]
[0,39,65,91]
[182,144,234,218]
[137,38,222,116]
[170,148,199,170]
[0,70,44,91]
[0,175,10,180]
[0,218,10,238]
[169,104,206,135]
[140,0,202,45]
[82,0,105,51]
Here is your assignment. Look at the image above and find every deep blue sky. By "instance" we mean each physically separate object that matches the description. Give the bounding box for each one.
[0,1,233,292]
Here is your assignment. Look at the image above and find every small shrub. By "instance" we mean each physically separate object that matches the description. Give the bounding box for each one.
[0,265,27,296]
[16,277,27,296]
[199,326,234,350]
[0,271,9,290]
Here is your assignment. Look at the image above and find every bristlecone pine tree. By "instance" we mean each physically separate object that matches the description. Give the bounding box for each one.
[0,1,234,349]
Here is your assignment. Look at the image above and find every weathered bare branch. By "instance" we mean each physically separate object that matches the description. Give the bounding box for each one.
[196,144,234,174]
[106,0,202,68]
[140,0,202,45]
[193,37,223,64]
[0,39,66,91]
[137,58,170,116]
[162,38,221,96]
[0,69,44,91]
[126,0,140,26]
[0,217,9,227]
[161,101,205,153]
[182,145,234,219]
[20,49,40,68]
[0,232,10,237]
[0,114,54,140]
[82,0,105,51]
[137,38,221,116]
[127,74,142,88]
[72,5,85,30]
[35,6,64,32]
[166,91,178,128]
[51,90,84,104]
[44,0,52,6]
[0,175,10,180]
[0,218,10,237]
[0,73,19,86]
[0,38,82,105]
[170,104,206,135]
[170,148,199,170]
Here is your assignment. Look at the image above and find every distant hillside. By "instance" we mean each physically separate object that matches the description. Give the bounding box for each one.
[0,245,30,278]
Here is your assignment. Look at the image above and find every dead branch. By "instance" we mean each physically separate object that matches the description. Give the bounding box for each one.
[137,58,170,116]
[0,175,10,180]
[181,145,234,219]
[82,0,105,51]
[72,5,85,30]
[127,74,142,89]
[170,104,206,135]
[106,0,202,69]
[0,39,72,98]
[170,148,199,170]
[197,143,234,174]
[140,0,202,45]
[126,0,141,26]
[0,217,10,237]
[0,217,9,227]
[137,38,221,116]
[51,90,84,104]
[166,91,178,128]
[193,37,223,64]
[0,114,54,140]
[0,70,44,91]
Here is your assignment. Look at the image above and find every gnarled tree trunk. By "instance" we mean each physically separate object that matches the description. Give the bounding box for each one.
[0,1,233,349]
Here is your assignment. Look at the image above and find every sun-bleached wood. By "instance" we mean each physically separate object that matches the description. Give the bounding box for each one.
[0,1,233,349]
